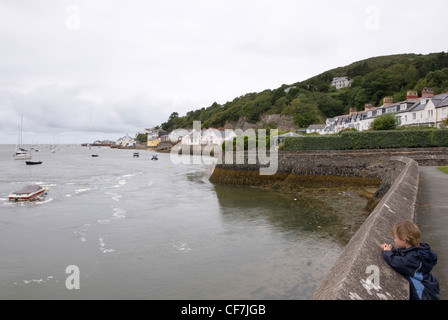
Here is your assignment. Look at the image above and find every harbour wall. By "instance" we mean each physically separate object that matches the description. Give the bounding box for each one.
[209,148,448,300]
[312,156,418,300]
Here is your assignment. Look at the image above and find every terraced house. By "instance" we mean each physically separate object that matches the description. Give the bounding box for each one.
[322,88,448,134]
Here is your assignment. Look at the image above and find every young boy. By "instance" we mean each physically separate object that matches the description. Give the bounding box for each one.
[381,220,440,300]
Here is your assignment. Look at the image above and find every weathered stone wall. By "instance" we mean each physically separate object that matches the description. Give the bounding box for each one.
[208,148,444,300]
[312,157,419,300]
[209,148,448,191]
[210,148,448,180]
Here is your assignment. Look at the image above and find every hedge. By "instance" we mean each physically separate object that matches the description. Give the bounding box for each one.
[282,130,448,151]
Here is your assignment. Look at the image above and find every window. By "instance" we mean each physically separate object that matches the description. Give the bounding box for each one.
[413,113,416,120]
[387,106,397,113]
[368,111,372,117]
[400,103,407,111]
[442,107,447,118]
[377,109,382,115]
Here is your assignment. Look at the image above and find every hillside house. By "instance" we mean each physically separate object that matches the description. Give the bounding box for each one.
[145,128,168,140]
[330,77,353,90]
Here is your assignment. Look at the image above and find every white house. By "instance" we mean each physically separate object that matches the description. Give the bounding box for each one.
[431,93,448,128]
[306,124,327,134]
[397,99,436,127]
[181,129,201,146]
[169,129,191,144]
[115,134,136,147]
[145,128,168,140]
[201,129,237,145]
[325,92,432,134]
[180,128,238,146]
[331,77,353,90]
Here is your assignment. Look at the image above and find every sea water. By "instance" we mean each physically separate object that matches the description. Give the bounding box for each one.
[0,145,369,300]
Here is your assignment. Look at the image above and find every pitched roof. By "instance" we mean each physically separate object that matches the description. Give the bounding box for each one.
[433,96,448,108]
[307,124,327,129]
[277,132,304,138]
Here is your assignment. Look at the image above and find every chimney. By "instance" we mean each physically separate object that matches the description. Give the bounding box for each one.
[421,88,434,99]
[349,108,358,115]
[383,97,393,106]
[406,90,419,101]
[364,104,375,111]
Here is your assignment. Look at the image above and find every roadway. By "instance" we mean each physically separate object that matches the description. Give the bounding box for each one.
[417,166,448,300]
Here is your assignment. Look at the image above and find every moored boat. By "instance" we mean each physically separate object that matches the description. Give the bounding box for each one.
[14,148,32,160]
[8,185,47,202]
[13,116,32,160]
[26,161,43,165]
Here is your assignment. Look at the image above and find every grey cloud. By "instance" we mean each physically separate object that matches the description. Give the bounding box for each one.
[1,0,448,144]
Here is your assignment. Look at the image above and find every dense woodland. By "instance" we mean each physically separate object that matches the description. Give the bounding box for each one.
[161,52,448,132]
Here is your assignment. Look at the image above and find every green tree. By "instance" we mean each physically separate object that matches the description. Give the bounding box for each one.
[136,133,148,144]
[161,112,180,131]
[290,98,320,128]
[370,113,398,131]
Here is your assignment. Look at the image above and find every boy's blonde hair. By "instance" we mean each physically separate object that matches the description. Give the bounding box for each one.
[392,220,421,247]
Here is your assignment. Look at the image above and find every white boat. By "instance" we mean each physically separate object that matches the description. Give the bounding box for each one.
[8,185,47,202]
[13,116,32,160]
[14,148,32,160]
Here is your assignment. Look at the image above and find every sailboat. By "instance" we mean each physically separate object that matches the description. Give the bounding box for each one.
[13,116,32,160]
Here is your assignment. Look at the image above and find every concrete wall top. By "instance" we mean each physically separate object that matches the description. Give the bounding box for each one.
[312,156,419,300]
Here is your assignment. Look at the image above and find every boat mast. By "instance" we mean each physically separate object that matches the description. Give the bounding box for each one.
[20,115,23,146]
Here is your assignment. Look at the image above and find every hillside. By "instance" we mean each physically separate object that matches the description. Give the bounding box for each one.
[161,52,448,132]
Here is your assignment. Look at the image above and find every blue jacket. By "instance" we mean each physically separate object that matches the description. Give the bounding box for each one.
[383,243,440,300]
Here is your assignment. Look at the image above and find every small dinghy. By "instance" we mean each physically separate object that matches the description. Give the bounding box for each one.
[151,155,158,161]
[26,161,43,165]
[8,185,47,202]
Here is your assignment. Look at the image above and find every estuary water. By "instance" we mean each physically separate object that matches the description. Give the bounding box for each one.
[0,144,369,300]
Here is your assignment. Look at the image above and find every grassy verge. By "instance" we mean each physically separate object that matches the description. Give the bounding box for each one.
[437,166,448,174]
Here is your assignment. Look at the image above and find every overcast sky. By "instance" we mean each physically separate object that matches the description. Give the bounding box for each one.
[1,0,447,144]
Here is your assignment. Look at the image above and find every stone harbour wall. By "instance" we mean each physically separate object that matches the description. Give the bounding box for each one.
[209,148,447,300]
[312,156,419,300]
[210,148,448,183]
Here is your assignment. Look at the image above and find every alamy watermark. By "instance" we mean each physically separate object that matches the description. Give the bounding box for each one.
[365,264,380,289]
[65,265,80,290]
[365,5,380,30]
[65,5,81,30]
[169,121,279,175]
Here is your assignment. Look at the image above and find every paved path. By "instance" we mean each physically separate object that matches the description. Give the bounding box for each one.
[417,166,448,300]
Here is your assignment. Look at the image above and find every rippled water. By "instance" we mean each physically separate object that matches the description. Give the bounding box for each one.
[0,145,369,300]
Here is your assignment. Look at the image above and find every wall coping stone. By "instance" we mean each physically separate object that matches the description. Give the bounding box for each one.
[312,156,419,300]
